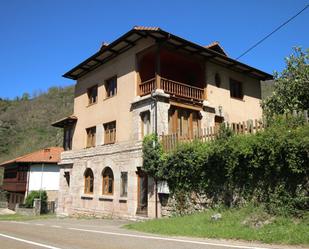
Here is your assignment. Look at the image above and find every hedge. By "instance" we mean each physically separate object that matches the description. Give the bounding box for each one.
[143,118,309,216]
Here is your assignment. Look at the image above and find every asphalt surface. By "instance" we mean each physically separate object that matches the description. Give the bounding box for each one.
[0,218,305,249]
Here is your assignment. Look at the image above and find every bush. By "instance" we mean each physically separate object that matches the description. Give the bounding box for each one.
[151,119,309,216]
[142,134,165,180]
[25,190,48,213]
[0,190,8,202]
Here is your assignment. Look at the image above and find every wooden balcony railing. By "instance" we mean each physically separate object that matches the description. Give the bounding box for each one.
[139,78,156,96]
[139,77,204,102]
[160,78,204,101]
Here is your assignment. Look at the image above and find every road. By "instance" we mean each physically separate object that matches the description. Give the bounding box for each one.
[0,218,301,249]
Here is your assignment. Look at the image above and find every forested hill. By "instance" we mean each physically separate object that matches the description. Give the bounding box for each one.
[0,86,74,163]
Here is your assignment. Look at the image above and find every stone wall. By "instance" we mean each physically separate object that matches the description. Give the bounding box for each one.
[161,193,209,217]
[58,140,160,219]
[0,201,8,209]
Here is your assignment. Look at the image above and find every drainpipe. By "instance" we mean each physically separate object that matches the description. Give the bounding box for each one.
[151,90,158,219]
[25,163,31,202]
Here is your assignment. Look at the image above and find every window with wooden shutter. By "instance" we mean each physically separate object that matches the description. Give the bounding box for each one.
[168,107,201,138]
[87,85,98,105]
[104,121,116,144]
[84,168,94,194]
[102,167,114,195]
[105,76,117,98]
[86,126,96,148]
[64,126,73,151]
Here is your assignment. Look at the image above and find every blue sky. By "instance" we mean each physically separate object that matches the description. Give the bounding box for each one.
[0,0,308,99]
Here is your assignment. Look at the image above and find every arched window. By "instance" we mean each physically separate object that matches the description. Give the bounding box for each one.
[215,73,221,87]
[84,168,94,194]
[102,167,114,195]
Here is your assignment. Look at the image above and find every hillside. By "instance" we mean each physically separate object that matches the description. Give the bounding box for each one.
[0,86,74,164]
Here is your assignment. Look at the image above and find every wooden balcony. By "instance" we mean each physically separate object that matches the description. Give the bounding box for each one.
[139,77,204,102]
[2,180,27,192]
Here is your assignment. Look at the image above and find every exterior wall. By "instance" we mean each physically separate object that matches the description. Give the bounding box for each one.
[72,38,155,150]
[205,61,263,123]
[57,141,161,218]
[28,164,60,191]
[59,38,265,219]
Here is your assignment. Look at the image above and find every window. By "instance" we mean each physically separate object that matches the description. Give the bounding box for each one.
[120,172,128,197]
[141,111,150,138]
[18,167,27,181]
[104,121,116,144]
[102,167,114,195]
[86,126,96,148]
[64,172,70,186]
[168,107,201,138]
[4,170,17,179]
[87,85,98,105]
[230,79,243,99]
[215,73,221,87]
[105,76,117,98]
[64,126,73,151]
[214,116,224,133]
[84,168,94,194]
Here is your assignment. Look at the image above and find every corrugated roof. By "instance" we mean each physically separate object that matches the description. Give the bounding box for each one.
[0,147,63,167]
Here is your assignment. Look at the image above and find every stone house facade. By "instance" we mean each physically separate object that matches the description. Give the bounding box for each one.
[52,26,272,218]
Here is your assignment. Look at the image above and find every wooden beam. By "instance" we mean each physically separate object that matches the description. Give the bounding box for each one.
[155,43,161,90]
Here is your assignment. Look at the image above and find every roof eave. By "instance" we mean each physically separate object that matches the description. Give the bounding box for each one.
[63,27,273,81]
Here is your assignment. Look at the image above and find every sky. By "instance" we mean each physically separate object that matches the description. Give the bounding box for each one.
[0,0,308,99]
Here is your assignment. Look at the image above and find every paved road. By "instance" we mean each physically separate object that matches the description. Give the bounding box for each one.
[0,218,301,249]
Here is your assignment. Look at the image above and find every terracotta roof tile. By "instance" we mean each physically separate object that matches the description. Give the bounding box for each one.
[0,147,63,166]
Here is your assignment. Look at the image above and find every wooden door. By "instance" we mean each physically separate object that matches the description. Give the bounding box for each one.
[137,173,148,214]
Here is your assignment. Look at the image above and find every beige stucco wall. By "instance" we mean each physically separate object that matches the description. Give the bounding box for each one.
[205,61,262,123]
[72,38,155,150]
[71,38,263,150]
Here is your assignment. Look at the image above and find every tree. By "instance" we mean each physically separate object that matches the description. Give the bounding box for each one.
[21,92,30,101]
[262,47,309,116]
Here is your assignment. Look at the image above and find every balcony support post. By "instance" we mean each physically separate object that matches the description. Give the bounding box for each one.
[155,43,161,91]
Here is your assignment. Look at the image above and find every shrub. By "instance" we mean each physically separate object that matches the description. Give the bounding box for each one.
[25,190,48,213]
[142,134,165,180]
[148,119,309,216]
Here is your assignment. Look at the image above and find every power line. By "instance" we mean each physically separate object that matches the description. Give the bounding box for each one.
[236,4,309,60]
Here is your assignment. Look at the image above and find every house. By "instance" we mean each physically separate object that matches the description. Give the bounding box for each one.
[52,26,272,218]
[0,147,63,209]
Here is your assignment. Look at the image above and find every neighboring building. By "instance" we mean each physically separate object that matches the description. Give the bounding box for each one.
[52,26,272,218]
[0,147,63,209]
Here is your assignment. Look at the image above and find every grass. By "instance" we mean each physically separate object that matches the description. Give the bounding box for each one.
[0,214,56,221]
[125,206,309,245]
